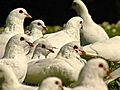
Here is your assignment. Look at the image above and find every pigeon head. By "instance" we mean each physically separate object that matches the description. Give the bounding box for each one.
[9,8,32,19]
[72,0,81,12]
[38,77,63,90]
[4,34,34,58]
[72,0,89,19]
[6,8,32,25]
[32,39,55,59]
[57,41,85,59]
[64,16,83,29]
[78,58,110,84]
[30,20,47,33]
[87,58,109,78]
[8,34,33,47]
[25,19,47,41]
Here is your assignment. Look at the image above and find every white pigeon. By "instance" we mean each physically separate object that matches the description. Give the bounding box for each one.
[72,0,109,46]
[0,8,32,58]
[105,67,120,84]
[38,77,63,90]
[83,36,120,62]
[4,8,32,34]
[72,58,110,90]
[25,19,47,42]
[24,41,86,86]
[0,64,38,90]
[26,38,55,60]
[0,34,33,83]
[45,16,83,58]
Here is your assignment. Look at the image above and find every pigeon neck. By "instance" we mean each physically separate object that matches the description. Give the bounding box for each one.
[2,67,20,90]
[65,26,80,41]
[76,0,93,23]
[26,46,35,59]
[3,42,25,58]
[5,16,24,34]
[30,28,44,41]
[26,41,41,59]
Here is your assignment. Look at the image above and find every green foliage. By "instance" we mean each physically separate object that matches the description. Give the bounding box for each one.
[108,80,120,90]
[0,27,4,33]
[46,25,63,34]
[101,21,120,38]
[107,61,120,90]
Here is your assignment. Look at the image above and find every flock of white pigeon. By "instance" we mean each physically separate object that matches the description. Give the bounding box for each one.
[0,0,119,90]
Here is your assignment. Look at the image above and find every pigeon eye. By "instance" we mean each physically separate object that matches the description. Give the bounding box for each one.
[42,44,46,48]
[19,10,23,13]
[20,37,25,41]
[55,81,59,85]
[80,21,82,24]
[37,22,41,26]
[73,45,78,49]
[99,63,103,68]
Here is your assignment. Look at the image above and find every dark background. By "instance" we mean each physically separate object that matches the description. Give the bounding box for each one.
[0,0,120,26]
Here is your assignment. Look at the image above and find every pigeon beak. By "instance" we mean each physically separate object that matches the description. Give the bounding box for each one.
[24,13,32,18]
[104,67,112,79]
[47,48,54,53]
[80,50,86,56]
[43,26,48,31]
[75,48,86,56]
[106,70,112,78]
[26,41,34,47]
[59,85,64,90]
[42,26,48,34]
